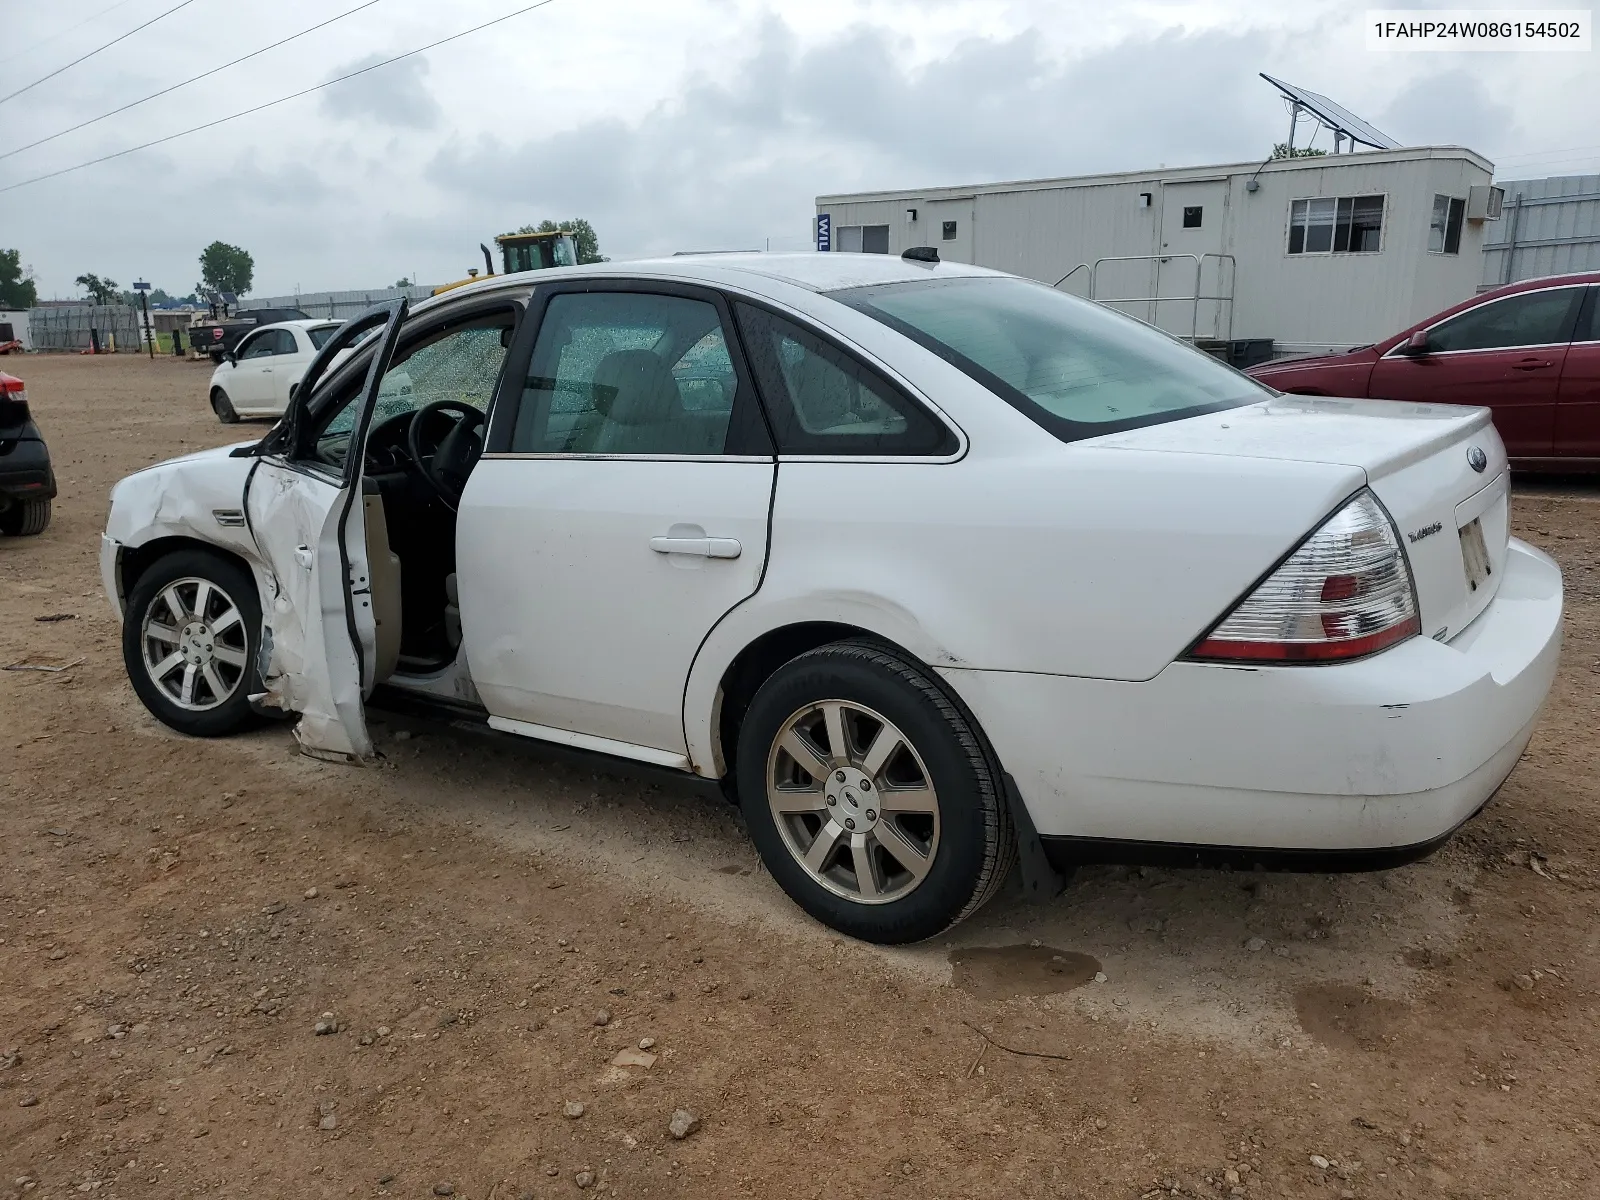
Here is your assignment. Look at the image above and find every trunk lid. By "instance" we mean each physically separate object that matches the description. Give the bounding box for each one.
[1090,395,1509,643]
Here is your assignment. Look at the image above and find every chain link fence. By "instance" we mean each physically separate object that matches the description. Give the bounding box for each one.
[252,286,440,323]
[28,305,145,352]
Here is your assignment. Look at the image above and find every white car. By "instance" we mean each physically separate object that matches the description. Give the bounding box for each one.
[208,319,342,422]
[101,253,1562,944]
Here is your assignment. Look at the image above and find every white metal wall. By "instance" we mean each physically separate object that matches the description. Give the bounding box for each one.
[818,148,1493,351]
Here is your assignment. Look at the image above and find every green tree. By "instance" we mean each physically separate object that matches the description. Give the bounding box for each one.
[1271,143,1328,159]
[198,241,254,296]
[393,277,412,288]
[514,218,606,264]
[74,272,118,304]
[0,249,37,308]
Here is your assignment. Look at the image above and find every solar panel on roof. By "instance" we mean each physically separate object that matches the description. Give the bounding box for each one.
[1261,73,1401,151]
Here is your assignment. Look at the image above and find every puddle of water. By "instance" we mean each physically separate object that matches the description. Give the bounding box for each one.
[1294,983,1410,1051]
[949,945,1101,1000]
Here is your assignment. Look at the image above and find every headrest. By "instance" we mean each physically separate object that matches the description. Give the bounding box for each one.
[591,350,683,427]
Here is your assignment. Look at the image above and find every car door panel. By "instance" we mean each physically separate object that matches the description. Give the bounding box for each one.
[228,333,273,409]
[1366,284,1585,459]
[458,459,774,753]
[268,329,309,411]
[1368,349,1565,457]
[243,301,407,759]
[1554,287,1600,458]
[458,283,775,759]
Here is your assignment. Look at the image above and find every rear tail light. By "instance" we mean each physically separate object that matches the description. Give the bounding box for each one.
[0,373,28,423]
[1189,489,1419,663]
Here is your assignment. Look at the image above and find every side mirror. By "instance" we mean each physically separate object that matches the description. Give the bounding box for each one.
[1399,329,1431,357]
[224,351,237,365]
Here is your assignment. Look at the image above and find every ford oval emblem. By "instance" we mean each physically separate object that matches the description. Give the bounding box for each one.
[1467,445,1488,473]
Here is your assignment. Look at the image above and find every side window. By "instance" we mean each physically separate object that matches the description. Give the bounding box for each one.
[510,292,736,455]
[268,329,298,355]
[238,331,274,359]
[1578,288,1600,343]
[320,314,513,447]
[735,303,953,456]
[1427,288,1583,354]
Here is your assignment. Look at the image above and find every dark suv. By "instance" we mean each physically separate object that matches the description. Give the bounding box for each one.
[0,371,55,536]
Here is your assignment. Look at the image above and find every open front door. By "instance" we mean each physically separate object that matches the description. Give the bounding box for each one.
[243,299,408,760]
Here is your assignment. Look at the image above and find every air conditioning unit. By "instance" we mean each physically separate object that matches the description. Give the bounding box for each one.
[1467,184,1504,222]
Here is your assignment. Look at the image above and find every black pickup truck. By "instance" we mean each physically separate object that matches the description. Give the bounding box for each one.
[188,305,311,361]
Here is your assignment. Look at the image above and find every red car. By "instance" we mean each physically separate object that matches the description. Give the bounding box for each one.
[1249,272,1600,470]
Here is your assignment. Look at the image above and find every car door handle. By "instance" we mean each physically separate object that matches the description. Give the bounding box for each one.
[293,545,314,570]
[1512,359,1554,371]
[649,536,742,559]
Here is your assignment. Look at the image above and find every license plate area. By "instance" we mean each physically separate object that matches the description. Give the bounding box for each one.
[1459,517,1493,593]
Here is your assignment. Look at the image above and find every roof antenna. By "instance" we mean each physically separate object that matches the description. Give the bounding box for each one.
[902,246,939,264]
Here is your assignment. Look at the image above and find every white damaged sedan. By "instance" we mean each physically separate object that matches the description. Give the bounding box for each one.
[100,252,1562,943]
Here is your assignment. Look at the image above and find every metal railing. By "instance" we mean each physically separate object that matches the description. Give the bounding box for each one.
[1055,253,1236,342]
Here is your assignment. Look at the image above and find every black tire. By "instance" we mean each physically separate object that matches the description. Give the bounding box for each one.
[0,498,51,536]
[122,549,263,737]
[736,639,1015,944]
[211,387,239,424]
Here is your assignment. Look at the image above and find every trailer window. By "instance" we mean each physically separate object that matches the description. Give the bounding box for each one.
[1289,195,1384,254]
[1429,195,1466,254]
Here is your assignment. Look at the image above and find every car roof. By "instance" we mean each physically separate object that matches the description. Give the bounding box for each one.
[417,251,1003,313]
[1475,270,1600,301]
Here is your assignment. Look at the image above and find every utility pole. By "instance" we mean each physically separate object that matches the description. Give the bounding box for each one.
[133,280,153,360]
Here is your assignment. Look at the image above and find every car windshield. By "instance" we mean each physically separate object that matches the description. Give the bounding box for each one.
[835,276,1268,440]
[307,324,340,350]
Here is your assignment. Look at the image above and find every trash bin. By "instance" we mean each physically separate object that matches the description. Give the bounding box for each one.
[1228,339,1274,369]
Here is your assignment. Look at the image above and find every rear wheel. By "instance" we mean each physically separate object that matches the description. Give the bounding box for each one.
[211,387,238,423]
[736,640,1014,944]
[122,549,262,736]
[0,498,51,536]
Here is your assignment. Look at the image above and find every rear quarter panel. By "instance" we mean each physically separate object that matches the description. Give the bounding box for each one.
[683,441,1362,772]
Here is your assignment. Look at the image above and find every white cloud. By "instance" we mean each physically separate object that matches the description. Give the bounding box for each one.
[0,0,1594,297]
[319,53,442,130]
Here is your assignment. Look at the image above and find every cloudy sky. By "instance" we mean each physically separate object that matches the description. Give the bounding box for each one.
[2,0,1596,299]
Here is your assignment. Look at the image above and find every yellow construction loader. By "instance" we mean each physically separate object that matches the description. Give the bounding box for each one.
[432,230,578,296]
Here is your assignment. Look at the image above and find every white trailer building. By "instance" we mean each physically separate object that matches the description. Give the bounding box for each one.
[816,146,1501,358]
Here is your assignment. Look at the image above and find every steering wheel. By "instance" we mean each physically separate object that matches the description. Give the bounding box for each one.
[406,398,486,505]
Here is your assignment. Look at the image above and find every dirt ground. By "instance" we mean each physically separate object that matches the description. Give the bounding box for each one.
[3,353,1599,1200]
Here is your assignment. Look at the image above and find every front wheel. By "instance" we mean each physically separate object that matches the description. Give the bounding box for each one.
[736,640,1015,944]
[122,549,263,736]
[211,387,238,423]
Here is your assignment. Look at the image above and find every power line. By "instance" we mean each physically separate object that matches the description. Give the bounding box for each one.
[0,0,559,196]
[1,0,390,163]
[0,0,199,108]
[0,0,141,69]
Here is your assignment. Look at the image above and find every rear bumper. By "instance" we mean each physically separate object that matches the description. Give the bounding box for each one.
[0,434,57,503]
[941,538,1562,854]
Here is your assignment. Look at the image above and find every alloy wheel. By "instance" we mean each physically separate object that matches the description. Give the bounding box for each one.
[766,699,940,905]
[139,576,249,711]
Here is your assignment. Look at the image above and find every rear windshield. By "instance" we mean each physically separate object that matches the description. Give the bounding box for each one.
[834,276,1268,441]
[307,324,340,350]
